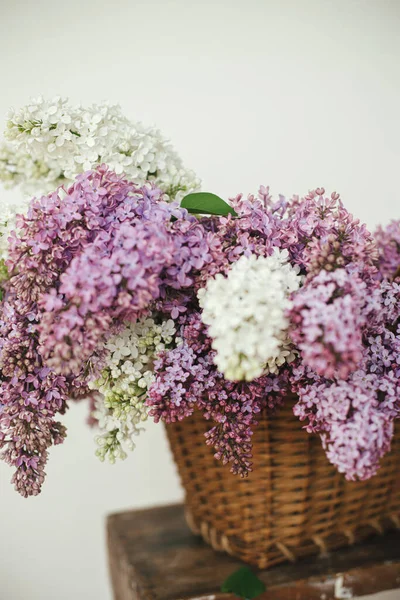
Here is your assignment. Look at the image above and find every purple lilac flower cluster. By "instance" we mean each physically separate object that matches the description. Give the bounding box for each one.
[0,169,399,497]
[148,311,290,475]
[288,235,399,478]
[375,219,400,280]
[290,269,368,380]
[0,165,216,496]
[148,188,399,481]
[278,188,378,279]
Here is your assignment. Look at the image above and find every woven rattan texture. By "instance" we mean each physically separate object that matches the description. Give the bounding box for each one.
[166,401,400,569]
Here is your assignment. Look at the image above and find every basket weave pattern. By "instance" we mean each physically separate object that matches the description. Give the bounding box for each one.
[166,400,400,569]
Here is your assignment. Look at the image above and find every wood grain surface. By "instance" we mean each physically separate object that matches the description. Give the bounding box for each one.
[107,504,400,600]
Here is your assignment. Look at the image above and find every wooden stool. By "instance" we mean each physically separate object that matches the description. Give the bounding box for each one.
[107,504,400,600]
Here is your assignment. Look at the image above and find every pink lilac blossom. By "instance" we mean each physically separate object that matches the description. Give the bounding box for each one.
[289,269,368,379]
[292,279,400,480]
[293,369,394,480]
[39,210,220,376]
[38,221,175,375]
[292,367,397,480]
[196,191,283,283]
[278,188,378,280]
[374,220,400,280]
[366,280,400,383]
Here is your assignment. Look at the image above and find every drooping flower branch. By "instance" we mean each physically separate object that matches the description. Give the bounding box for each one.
[147,311,290,476]
[0,165,220,495]
[291,277,400,480]
[90,316,176,463]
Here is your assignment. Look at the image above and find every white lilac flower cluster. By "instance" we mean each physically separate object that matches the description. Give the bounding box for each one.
[90,316,176,463]
[0,143,50,192]
[0,197,30,271]
[198,250,301,381]
[0,96,199,199]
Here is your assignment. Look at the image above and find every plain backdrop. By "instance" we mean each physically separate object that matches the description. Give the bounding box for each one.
[0,1,399,599]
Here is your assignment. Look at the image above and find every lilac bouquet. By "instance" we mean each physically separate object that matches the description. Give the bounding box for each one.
[0,101,399,498]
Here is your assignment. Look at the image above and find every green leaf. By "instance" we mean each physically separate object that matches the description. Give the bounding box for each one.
[221,567,266,599]
[181,192,237,217]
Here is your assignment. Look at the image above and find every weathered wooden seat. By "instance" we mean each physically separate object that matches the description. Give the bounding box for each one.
[107,504,400,600]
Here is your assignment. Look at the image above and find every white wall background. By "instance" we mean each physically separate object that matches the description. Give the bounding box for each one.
[0,1,399,599]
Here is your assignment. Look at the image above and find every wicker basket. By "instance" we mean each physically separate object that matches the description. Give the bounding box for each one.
[166,400,400,569]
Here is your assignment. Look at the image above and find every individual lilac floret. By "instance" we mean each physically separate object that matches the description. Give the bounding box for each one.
[289,269,369,379]
[374,220,400,280]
